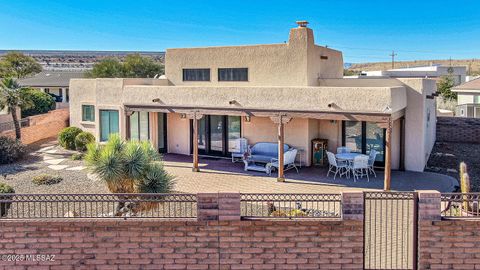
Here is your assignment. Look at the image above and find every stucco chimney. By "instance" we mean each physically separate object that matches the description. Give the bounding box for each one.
[296,21,309,28]
[289,21,314,45]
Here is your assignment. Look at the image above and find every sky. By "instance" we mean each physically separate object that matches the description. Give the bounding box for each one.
[1,0,480,63]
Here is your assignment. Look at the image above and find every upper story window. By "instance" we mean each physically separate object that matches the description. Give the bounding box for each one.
[183,69,210,81]
[218,68,248,81]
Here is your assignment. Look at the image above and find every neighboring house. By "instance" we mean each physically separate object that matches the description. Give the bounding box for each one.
[452,78,480,118]
[70,22,436,183]
[359,65,467,86]
[19,70,85,104]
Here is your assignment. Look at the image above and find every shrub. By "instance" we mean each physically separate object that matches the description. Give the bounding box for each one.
[32,174,63,185]
[71,153,84,160]
[0,183,15,193]
[0,136,26,164]
[20,88,55,117]
[58,127,82,150]
[0,183,14,217]
[74,132,95,152]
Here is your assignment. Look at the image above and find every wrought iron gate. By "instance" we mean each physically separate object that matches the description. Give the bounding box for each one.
[364,192,418,270]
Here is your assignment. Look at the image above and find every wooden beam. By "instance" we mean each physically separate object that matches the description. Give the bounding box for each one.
[271,115,291,182]
[190,112,202,172]
[384,119,392,191]
[124,104,392,123]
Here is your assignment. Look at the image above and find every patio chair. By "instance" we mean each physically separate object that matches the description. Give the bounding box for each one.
[351,155,369,182]
[326,151,349,180]
[231,138,248,163]
[337,146,351,154]
[268,149,299,175]
[367,149,378,177]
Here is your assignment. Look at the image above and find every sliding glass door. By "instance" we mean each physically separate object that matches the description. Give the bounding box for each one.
[342,121,386,166]
[192,115,241,156]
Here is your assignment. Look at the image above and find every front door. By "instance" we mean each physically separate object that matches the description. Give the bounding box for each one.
[192,115,241,157]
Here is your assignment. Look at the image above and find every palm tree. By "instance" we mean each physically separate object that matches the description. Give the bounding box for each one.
[0,78,31,139]
[84,134,175,214]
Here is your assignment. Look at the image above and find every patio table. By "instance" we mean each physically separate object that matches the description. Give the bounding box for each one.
[335,152,363,161]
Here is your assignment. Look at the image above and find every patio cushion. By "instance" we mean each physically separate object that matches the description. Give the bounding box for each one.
[249,154,274,163]
[249,142,290,163]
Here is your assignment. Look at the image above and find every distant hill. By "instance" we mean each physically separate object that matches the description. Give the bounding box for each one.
[0,50,165,71]
[347,59,480,75]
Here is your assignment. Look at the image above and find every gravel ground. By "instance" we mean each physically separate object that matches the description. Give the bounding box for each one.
[0,139,108,194]
[426,142,480,191]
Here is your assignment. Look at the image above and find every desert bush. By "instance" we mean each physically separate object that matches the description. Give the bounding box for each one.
[0,136,26,164]
[74,131,95,151]
[0,183,14,193]
[58,127,82,150]
[71,153,84,160]
[32,174,63,185]
[0,183,14,217]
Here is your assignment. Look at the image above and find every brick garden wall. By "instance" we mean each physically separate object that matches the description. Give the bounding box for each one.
[1,109,69,145]
[436,116,480,144]
[0,219,363,270]
[419,220,480,269]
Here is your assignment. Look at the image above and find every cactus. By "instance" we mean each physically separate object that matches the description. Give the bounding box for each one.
[459,162,470,211]
[460,162,470,194]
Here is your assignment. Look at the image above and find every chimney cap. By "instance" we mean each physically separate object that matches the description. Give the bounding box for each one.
[296,21,309,28]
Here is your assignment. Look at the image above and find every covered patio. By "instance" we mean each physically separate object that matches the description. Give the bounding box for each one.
[125,104,405,190]
[163,154,457,194]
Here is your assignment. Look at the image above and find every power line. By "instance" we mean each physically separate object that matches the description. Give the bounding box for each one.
[390,50,397,69]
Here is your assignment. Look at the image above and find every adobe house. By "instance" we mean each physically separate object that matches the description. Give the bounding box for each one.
[69,22,436,189]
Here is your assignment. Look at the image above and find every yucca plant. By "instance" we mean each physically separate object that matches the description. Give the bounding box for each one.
[85,134,175,214]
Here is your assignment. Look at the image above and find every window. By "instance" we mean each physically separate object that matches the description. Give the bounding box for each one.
[342,121,386,164]
[44,88,50,93]
[218,68,248,81]
[183,69,210,81]
[82,105,95,122]
[100,110,119,141]
[129,111,149,141]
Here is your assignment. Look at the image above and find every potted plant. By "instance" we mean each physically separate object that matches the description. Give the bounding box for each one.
[0,183,15,217]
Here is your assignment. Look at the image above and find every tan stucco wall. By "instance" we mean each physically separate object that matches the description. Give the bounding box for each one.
[165,27,343,87]
[391,118,401,170]
[167,113,190,155]
[399,78,436,172]
[242,117,311,165]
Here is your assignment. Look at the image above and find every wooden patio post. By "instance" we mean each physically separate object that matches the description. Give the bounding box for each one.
[271,115,291,182]
[190,112,202,172]
[384,119,392,191]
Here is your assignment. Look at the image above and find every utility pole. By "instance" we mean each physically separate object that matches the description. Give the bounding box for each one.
[390,50,397,69]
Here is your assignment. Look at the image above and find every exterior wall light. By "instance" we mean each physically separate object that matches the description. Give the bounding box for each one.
[244,115,251,122]
[180,113,187,119]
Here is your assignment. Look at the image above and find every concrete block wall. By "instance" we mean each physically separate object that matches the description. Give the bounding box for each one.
[437,116,480,144]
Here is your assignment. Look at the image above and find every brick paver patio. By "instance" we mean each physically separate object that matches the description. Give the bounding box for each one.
[163,154,457,194]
